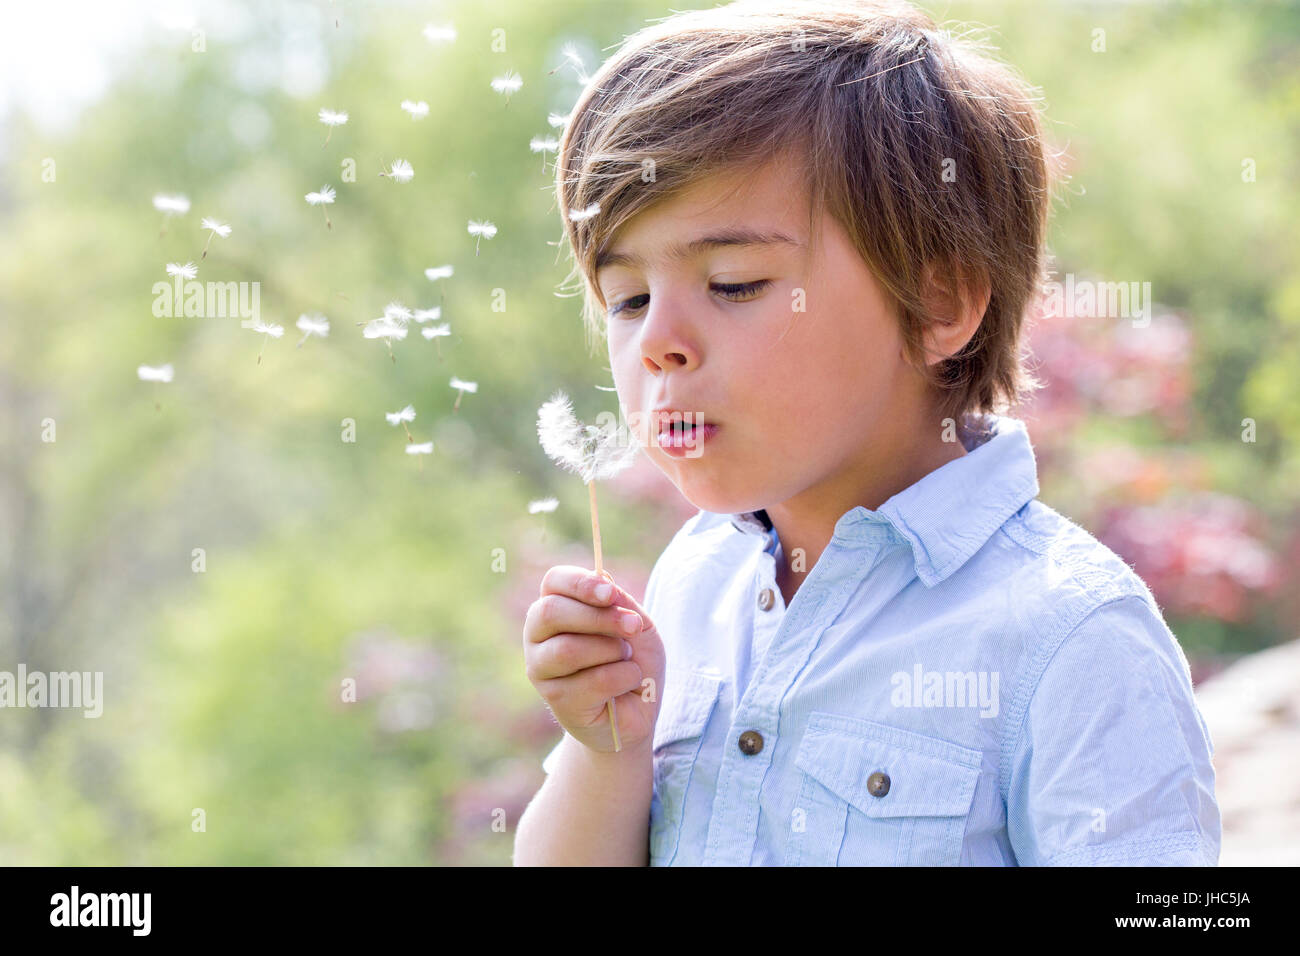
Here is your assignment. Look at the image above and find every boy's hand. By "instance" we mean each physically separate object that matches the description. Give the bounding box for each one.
[523,566,666,755]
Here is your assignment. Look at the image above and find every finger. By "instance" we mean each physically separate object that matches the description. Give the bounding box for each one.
[526,632,631,682]
[539,565,621,607]
[524,592,645,644]
[535,660,644,715]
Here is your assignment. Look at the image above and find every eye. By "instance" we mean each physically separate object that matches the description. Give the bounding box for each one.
[607,280,772,318]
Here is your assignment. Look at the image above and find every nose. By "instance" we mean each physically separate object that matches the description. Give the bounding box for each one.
[639,295,698,374]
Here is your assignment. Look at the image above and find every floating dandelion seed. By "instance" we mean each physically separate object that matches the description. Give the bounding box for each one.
[568,202,600,223]
[449,376,477,412]
[295,313,330,348]
[152,193,190,236]
[490,70,522,107]
[422,322,451,358]
[319,108,348,147]
[529,135,559,172]
[529,494,560,542]
[138,362,174,410]
[250,319,284,365]
[383,301,413,324]
[412,307,440,323]
[422,23,456,44]
[200,217,231,259]
[547,112,570,129]
[379,159,414,183]
[406,438,434,472]
[548,42,589,84]
[385,403,417,442]
[400,99,429,119]
[363,316,408,363]
[467,219,497,256]
[137,364,174,383]
[425,264,454,281]
[536,389,641,751]
[165,261,198,280]
[306,184,336,229]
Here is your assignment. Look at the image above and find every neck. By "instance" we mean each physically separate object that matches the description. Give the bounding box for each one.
[765,411,969,606]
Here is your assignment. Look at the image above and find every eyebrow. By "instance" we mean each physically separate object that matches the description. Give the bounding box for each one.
[595,227,802,272]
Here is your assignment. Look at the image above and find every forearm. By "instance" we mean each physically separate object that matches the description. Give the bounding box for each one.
[514,733,653,866]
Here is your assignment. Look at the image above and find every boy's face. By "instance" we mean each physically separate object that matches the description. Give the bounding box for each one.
[599,157,942,517]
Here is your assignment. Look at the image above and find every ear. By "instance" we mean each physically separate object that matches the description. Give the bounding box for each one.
[918,262,990,367]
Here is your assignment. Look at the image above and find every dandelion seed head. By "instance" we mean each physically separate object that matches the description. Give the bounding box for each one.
[383,301,413,324]
[449,377,478,393]
[296,313,330,336]
[425,265,454,281]
[306,185,336,205]
[400,99,430,119]
[386,404,417,425]
[406,441,434,454]
[422,23,455,43]
[467,219,497,239]
[422,323,451,340]
[412,308,441,323]
[363,318,408,341]
[252,320,284,338]
[568,202,600,223]
[384,159,414,183]
[490,70,523,95]
[547,112,569,129]
[137,363,174,383]
[536,389,640,483]
[153,193,190,215]
[529,136,559,154]
[319,108,349,126]
[528,497,559,514]
[200,217,232,237]
[165,261,198,279]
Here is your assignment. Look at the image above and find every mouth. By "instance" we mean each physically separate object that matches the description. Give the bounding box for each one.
[652,410,719,455]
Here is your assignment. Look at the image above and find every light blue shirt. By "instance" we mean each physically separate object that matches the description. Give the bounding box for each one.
[542,414,1220,866]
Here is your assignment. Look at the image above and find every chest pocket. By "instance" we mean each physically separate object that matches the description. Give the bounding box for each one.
[649,667,723,865]
[784,712,982,867]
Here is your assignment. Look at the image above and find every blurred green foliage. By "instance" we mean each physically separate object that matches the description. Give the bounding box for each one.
[0,0,1296,864]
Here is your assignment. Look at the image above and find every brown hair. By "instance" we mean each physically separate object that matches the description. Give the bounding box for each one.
[554,0,1066,429]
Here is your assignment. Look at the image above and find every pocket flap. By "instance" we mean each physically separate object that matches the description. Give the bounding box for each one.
[794,712,982,819]
[653,667,723,751]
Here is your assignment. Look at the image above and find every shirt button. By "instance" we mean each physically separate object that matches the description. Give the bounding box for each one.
[867,771,891,797]
[757,587,775,611]
[738,730,764,755]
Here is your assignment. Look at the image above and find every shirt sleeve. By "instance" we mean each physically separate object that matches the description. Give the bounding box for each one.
[1006,592,1221,866]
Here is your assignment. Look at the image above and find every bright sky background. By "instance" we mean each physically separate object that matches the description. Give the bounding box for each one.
[0,0,211,132]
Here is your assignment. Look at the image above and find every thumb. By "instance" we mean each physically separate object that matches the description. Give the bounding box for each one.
[594,569,656,635]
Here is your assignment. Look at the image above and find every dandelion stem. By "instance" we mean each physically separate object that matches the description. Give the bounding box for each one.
[201,232,214,260]
[453,389,462,412]
[587,478,620,752]
[402,423,413,442]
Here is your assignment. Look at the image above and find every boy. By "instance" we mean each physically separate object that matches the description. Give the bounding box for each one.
[515,0,1220,866]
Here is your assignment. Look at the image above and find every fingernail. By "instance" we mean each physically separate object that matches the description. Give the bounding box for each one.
[622,640,633,659]
[594,581,613,601]
[620,611,640,634]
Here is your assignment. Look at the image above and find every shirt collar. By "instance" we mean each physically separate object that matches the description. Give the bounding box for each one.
[725,414,1040,587]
